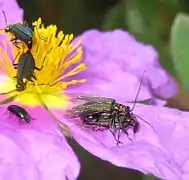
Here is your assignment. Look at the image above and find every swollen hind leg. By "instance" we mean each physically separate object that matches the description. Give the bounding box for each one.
[109,129,123,146]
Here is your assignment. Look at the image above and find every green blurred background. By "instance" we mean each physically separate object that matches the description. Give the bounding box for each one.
[16,0,189,179]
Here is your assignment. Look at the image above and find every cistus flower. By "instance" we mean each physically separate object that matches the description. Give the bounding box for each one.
[71,30,178,105]
[0,17,86,108]
[0,0,83,179]
[0,17,86,134]
[0,1,181,180]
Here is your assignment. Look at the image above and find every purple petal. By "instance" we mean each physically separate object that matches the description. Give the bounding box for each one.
[66,71,152,103]
[72,29,177,100]
[0,0,23,28]
[60,104,189,180]
[0,108,80,180]
[0,0,23,52]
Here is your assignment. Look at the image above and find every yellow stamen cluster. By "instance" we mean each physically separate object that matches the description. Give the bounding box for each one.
[0,18,87,108]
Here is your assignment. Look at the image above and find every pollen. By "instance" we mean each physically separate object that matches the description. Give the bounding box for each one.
[0,18,87,108]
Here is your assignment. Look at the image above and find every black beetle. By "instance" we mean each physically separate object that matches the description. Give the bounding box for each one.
[13,50,44,91]
[67,96,141,145]
[1,10,33,49]
[66,71,155,145]
[7,105,33,123]
[1,10,46,50]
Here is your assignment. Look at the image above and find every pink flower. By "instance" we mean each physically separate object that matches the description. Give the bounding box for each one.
[0,0,180,180]
[0,1,81,179]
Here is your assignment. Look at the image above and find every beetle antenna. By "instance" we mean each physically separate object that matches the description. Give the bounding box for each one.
[2,10,8,26]
[135,114,155,132]
[130,70,145,112]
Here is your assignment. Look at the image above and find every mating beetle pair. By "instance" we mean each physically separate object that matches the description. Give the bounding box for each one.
[0,10,46,92]
[67,96,154,145]
[0,11,46,125]
[67,96,140,145]
[66,71,155,145]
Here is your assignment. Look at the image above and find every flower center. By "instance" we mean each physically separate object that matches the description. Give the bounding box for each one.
[0,18,87,108]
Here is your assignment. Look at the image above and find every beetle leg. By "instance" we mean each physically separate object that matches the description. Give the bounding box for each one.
[13,42,21,49]
[26,74,37,83]
[35,58,46,71]
[23,20,29,26]
[35,52,48,71]
[109,109,117,128]
[116,128,123,146]
[109,111,123,145]
[13,63,18,68]
[31,74,37,80]
[11,39,20,48]
[8,111,12,119]
[30,116,36,121]
[10,37,17,42]
[18,118,26,124]
[12,45,24,65]
[109,128,123,145]
[34,66,43,71]
[13,53,20,65]
[12,40,24,50]
[29,79,34,83]
[122,128,133,141]
[35,46,53,71]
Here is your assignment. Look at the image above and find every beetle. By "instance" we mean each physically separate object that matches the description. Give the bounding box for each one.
[1,10,33,49]
[66,71,155,145]
[7,105,33,123]
[13,50,44,91]
[67,96,141,145]
[1,10,45,50]
[0,51,37,94]
[0,45,47,96]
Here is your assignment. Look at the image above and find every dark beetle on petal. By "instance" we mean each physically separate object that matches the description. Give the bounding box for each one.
[67,96,141,145]
[66,71,155,145]
[7,105,33,123]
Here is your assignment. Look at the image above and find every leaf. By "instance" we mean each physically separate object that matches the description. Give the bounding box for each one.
[142,174,157,180]
[102,1,126,30]
[171,13,189,89]
[125,0,177,75]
